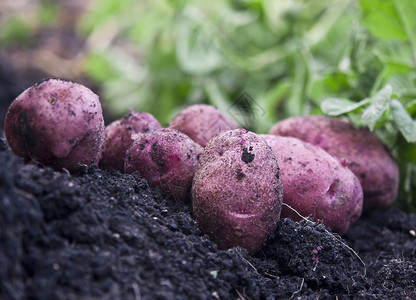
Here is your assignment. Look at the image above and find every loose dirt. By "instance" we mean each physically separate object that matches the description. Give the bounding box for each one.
[1,140,415,299]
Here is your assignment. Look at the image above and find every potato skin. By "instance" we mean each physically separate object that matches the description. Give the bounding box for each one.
[4,79,104,172]
[269,116,399,210]
[168,104,238,147]
[124,128,203,201]
[261,135,363,234]
[99,110,161,171]
[192,129,283,255]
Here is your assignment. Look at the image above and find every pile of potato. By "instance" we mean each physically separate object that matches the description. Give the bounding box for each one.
[4,80,399,255]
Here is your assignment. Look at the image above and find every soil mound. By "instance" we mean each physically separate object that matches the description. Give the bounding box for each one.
[0,140,415,299]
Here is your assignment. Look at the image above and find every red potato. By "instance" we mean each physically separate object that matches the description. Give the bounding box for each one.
[4,79,104,172]
[261,134,363,234]
[124,128,203,201]
[99,109,161,171]
[168,104,238,147]
[192,129,283,255]
[269,115,399,210]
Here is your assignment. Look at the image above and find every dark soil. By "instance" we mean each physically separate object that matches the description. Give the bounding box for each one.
[0,140,415,300]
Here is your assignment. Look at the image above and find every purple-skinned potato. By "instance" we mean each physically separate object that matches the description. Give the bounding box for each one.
[168,104,238,147]
[4,79,104,172]
[261,134,363,235]
[192,129,283,255]
[99,109,161,171]
[269,115,399,210]
[124,128,202,202]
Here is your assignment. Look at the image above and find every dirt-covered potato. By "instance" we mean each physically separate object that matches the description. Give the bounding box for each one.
[124,128,202,201]
[192,129,283,255]
[168,104,238,147]
[4,79,104,172]
[261,134,363,234]
[269,116,399,210]
[99,110,161,171]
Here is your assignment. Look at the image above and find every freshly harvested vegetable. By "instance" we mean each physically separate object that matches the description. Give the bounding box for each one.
[124,128,202,201]
[4,79,104,172]
[261,134,363,234]
[192,129,283,255]
[99,109,161,171]
[168,104,238,147]
[269,115,399,210]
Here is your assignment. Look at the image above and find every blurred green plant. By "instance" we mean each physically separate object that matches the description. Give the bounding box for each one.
[0,16,33,45]
[78,0,415,211]
[80,0,359,126]
[0,1,58,45]
[320,0,416,211]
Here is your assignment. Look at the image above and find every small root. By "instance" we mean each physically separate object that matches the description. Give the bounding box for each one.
[236,249,258,275]
[289,278,304,300]
[235,288,251,300]
[132,282,141,300]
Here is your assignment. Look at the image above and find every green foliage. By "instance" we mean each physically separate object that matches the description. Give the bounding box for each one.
[38,2,59,25]
[319,0,416,211]
[0,1,59,46]
[81,0,416,211]
[390,100,416,143]
[0,17,32,45]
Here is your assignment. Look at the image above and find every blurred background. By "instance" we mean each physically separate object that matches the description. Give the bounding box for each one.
[0,0,415,210]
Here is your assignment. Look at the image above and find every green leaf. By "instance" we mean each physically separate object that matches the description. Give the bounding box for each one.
[405,99,416,115]
[392,0,416,57]
[359,0,416,61]
[386,74,416,97]
[390,99,416,143]
[286,48,311,116]
[397,137,416,162]
[204,80,236,123]
[374,41,414,72]
[0,17,32,45]
[361,85,392,130]
[210,270,218,278]
[321,97,369,116]
[84,52,118,83]
[359,0,407,40]
[176,10,222,75]
[311,72,356,106]
[79,0,132,34]
[397,162,416,212]
[38,2,58,25]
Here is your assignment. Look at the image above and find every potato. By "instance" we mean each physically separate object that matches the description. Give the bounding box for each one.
[269,116,399,210]
[4,79,104,172]
[168,104,238,147]
[99,110,161,171]
[261,134,363,234]
[124,128,203,201]
[192,129,283,255]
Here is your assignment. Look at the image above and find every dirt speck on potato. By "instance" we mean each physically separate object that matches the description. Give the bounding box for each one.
[236,169,245,180]
[241,147,255,163]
